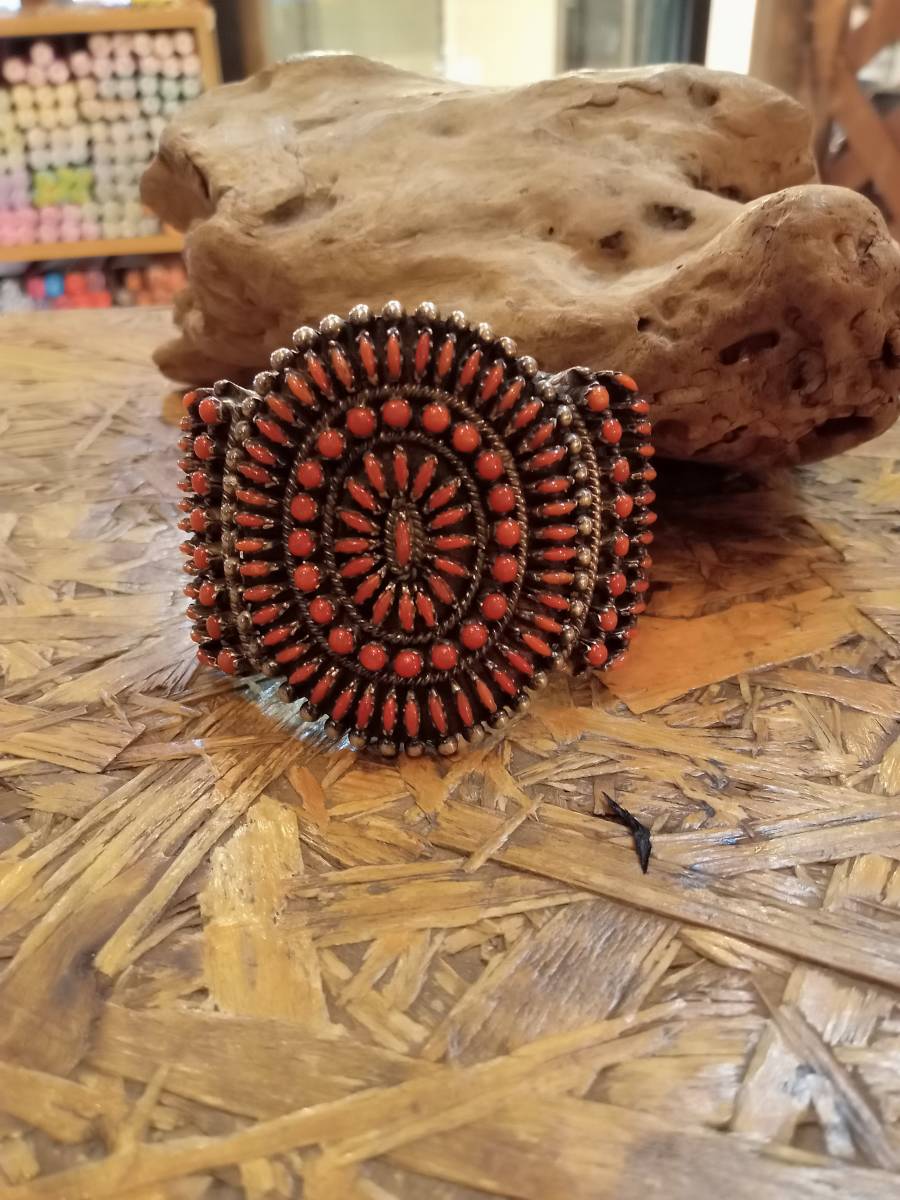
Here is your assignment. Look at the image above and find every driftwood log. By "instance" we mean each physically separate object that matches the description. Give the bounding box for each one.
[143,56,900,467]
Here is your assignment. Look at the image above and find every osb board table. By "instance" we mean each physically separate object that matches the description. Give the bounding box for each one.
[0,308,899,1200]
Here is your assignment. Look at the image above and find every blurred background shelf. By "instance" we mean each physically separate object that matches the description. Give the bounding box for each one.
[2,229,183,263]
[0,2,217,300]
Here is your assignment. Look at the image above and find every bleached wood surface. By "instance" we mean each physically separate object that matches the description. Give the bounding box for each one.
[0,308,898,1199]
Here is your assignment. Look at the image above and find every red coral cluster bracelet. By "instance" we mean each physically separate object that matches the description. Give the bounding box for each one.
[178,301,656,756]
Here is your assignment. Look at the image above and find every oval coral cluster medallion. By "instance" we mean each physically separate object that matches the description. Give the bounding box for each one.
[178,301,655,756]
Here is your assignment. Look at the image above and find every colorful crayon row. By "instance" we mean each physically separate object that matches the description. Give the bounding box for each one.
[2,32,199,85]
[0,254,187,312]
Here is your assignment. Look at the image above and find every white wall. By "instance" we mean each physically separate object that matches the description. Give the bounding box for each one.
[442,0,561,86]
[705,0,758,75]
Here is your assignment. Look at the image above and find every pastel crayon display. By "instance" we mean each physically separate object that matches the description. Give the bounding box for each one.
[2,57,27,86]
[1,24,205,251]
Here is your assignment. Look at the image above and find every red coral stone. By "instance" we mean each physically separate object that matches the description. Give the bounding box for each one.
[354,573,383,604]
[329,626,355,654]
[456,689,474,726]
[611,457,630,484]
[458,349,482,388]
[422,402,450,433]
[394,649,423,678]
[267,392,295,423]
[436,336,455,377]
[217,648,239,675]
[488,484,516,514]
[505,648,534,676]
[293,564,320,592]
[431,642,458,671]
[452,422,481,453]
[481,593,508,621]
[394,518,412,568]
[428,690,449,735]
[382,692,398,733]
[310,671,336,705]
[492,667,517,696]
[330,347,354,389]
[480,362,504,402]
[537,592,568,611]
[382,398,412,429]
[198,396,221,423]
[416,593,437,627]
[288,529,316,557]
[240,560,271,578]
[306,354,333,396]
[372,586,395,625]
[356,686,376,729]
[332,686,356,722]
[346,407,377,438]
[476,451,504,481]
[528,446,567,471]
[289,659,320,685]
[415,330,431,376]
[358,333,378,382]
[359,643,388,671]
[512,400,542,430]
[308,596,334,624]
[253,605,280,625]
[491,554,518,583]
[534,476,570,495]
[522,631,552,657]
[290,494,318,522]
[340,555,377,579]
[296,460,324,489]
[460,624,489,652]
[496,379,524,413]
[494,519,521,547]
[586,642,609,667]
[475,677,497,713]
[398,589,415,631]
[386,332,403,381]
[286,372,315,406]
[317,429,345,459]
[404,697,420,737]
[601,418,623,445]
[424,575,452,606]
[586,385,610,412]
[428,481,459,511]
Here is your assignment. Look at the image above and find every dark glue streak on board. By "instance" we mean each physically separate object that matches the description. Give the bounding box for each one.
[595,791,652,873]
